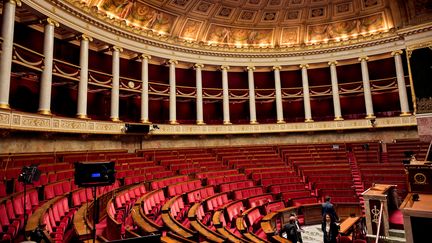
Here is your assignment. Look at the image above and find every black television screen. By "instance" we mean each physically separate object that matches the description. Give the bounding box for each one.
[74,161,115,187]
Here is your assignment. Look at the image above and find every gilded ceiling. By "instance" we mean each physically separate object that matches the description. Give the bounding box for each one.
[81,0,397,48]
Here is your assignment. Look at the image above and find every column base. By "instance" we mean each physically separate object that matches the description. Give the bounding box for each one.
[111,117,122,122]
[38,109,52,116]
[140,119,151,124]
[196,120,206,125]
[0,103,11,110]
[365,114,376,119]
[250,120,259,124]
[169,120,179,125]
[400,112,412,117]
[334,116,344,121]
[305,118,314,123]
[223,121,232,125]
[76,114,91,120]
[276,120,286,124]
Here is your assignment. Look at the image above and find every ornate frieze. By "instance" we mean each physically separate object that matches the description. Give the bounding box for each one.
[0,110,417,135]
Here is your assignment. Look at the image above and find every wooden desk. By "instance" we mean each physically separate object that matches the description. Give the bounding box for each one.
[339,216,360,235]
[25,196,62,236]
[188,203,225,243]
[400,193,432,243]
[73,203,92,241]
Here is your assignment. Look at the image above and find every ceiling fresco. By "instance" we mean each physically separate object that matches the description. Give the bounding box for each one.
[81,0,394,47]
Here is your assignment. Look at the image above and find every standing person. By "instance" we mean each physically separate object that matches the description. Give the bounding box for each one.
[280,216,298,243]
[291,213,304,243]
[322,196,339,222]
[322,213,339,243]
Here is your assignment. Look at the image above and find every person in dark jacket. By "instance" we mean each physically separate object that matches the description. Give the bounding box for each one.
[322,196,339,222]
[322,213,339,243]
[280,216,298,243]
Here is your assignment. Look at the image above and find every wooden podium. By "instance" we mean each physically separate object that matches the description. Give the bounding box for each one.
[362,184,396,238]
[400,162,432,243]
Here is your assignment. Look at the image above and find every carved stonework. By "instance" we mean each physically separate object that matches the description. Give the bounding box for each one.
[0,114,10,125]
[417,98,432,113]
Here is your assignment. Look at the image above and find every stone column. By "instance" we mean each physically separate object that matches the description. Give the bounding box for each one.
[391,50,411,116]
[139,54,151,123]
[168,59,178,124]
[38,18,59,115]
[329,61,343,120]
[247,66,258,124]
[194,63,205,125]
[273,66,285,123]
[300,64,313,122]
[0,0,21,109]
[221,65,231,124]
[110,46,123,122]
[359,56,375,118]
[76,34,92,119]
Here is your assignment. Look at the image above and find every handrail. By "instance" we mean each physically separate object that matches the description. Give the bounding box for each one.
[375,202,384,243]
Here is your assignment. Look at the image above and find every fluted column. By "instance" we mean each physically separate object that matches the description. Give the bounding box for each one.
[221,66,231,124]
[392,50,411,116]
[76,34,92,119]
[168,59,178,124]
[0,0,21,109]
[329,61,343,120]
[273,66,285,123]
[359,56,375,118]
[247,66,258,124]
[300,64,313,122]
[194,64,205,125]
[38,18,59,115]
[110,46,123,122]
[139,54,151,123]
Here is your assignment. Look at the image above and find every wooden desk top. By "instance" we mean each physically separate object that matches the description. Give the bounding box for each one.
[339,216,360,234]
[362,184,395,197]
[73,203,92,240]
[400,193,432,217]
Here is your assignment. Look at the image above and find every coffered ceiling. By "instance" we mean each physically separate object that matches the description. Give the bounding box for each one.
[86,0,398,47]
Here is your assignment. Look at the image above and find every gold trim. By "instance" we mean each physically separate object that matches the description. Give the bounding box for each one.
[299,64,309,69]
[168,59,178,65]
[365,114,376,119]
[111,117,121,122]
[246,66,256,71]
[220,65,230,71]
[250,120,259,124]
[38,109,52,116]
[305,118,314,123]
[328,61,338,66]
[276,120,286,124]
[196,120,206,125]
[40,18,60,27]
[194,64,204,69]
[334,116,344,121]
[223,120,232,125]
[391,50,403,56]
[400,112,412,116]
[358,56,369,62]
[76,114,90,120]
[140,119,151,124]
[0,104,11,110]
[8,0,22,7]
[406,50,417,115]
[272,66,282,71]
[169,120,179,125]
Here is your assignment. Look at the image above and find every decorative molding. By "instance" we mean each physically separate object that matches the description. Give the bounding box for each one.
[0,110,417,136]
[391,50,403,56]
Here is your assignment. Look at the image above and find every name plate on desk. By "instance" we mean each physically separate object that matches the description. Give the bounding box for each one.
[405,164,432,193]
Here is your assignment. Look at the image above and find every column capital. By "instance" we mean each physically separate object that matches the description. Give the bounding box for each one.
[40,18,60,27]
[328,61,338,66]
[299,64,309,69]
[138,54,151,60]
[272,66,282,71]
[194,63,204,69]
[391,50,403,56]
[7,0,22,6]
[168,59,178,65]
[76,34,93,42]
[110,46,123,53]
[358,56,369,62]
[246,66,255,71]
[220,65,230,71]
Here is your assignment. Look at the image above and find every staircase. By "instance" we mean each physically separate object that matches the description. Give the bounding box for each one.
[347,151,365,214]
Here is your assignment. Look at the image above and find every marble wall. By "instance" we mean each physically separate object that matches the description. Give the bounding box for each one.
[0,129,419,154]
